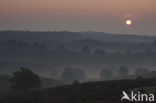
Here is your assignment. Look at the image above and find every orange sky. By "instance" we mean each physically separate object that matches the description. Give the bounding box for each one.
[0,0,156,35]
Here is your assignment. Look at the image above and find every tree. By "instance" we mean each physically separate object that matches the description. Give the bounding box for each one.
[118,66,129,76]
[100,68,112,80]
[10,67,41,92]
[72,80,80,85]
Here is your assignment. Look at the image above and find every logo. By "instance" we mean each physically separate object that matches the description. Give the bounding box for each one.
[121,91,155,102]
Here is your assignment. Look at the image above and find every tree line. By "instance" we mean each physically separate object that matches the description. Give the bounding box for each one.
[0,66,154,93]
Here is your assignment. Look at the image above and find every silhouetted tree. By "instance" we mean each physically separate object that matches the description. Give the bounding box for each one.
[10,67,41,92]
[72,80,80,85]
[100,68,112,80]
[118,66,129,76]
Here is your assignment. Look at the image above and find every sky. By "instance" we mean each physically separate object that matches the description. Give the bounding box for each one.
[0,0,156,35]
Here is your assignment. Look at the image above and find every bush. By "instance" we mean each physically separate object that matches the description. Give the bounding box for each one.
[10,67,41,92]
[72,80,80,85]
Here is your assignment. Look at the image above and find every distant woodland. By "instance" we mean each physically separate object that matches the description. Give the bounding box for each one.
[0,31,156,76]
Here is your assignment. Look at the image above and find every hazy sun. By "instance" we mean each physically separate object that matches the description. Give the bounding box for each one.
[126,19,132,26]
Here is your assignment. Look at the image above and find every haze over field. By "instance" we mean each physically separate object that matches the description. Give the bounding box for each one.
[0,0,156,35]
[1,1,156,103]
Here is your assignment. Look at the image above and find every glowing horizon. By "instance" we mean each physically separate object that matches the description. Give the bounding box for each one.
[0,0,156,35]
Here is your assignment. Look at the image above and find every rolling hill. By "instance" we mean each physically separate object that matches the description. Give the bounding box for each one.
[1,78,156,103]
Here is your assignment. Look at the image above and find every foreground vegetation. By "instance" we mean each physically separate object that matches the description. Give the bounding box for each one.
[1,78,156,103]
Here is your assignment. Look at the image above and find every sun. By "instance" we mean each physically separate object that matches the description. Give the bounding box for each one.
[126,19,132,26]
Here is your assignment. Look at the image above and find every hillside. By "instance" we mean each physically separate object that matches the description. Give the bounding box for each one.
[1,31,156,82]
[0,31,155,43]
[0,75,64,94]
[1,78,156,103]
[81,32,156,43]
